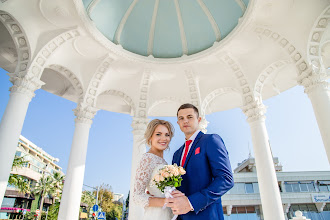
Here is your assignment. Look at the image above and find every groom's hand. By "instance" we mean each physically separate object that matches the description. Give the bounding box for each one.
[171,190,185,198]
[165,196,193,215]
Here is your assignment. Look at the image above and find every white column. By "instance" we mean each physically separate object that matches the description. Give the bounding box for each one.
[242,101,285,220]
[0,75,43,206]
[300,72,330,163]
[128,117,148,220]
[58,103,97,220]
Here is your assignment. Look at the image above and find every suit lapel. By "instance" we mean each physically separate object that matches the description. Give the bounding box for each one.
[175,144,185,166]
[183,131,203,169]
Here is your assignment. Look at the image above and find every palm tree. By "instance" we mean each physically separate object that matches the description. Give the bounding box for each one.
[8,156,31,194]
[52,171,64,200]
[33,174,56,220]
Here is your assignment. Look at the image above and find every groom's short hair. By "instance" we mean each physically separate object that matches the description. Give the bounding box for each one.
[177,103,199,118]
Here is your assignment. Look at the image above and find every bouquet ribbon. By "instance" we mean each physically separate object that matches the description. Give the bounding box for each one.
[163,186,178,220]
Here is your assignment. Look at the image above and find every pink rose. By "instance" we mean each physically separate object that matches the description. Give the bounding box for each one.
[179,167,186,175]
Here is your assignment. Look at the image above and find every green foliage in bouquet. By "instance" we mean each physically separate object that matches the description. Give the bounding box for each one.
[152,164,186,193]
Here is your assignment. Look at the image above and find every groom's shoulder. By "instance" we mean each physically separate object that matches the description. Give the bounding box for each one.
[201,133,224,144]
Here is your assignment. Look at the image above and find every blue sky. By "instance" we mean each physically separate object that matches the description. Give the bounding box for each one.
[0,67,329,199]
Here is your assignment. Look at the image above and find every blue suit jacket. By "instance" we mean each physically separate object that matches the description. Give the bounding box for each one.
[172,131,234,220]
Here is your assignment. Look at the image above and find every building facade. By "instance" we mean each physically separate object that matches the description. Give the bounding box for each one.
[0,135,63,219]
[222,157,330,220]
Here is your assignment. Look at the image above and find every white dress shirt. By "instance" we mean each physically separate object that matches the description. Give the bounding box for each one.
[180,129,201,166]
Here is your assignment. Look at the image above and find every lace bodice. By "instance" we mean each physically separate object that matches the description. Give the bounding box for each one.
[132,153,167,208]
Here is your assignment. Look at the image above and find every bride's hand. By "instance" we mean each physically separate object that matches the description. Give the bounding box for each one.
[171,190,185,198]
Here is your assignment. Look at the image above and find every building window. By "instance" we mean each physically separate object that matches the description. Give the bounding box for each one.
[318,181,330,192]
[284,181,315,193]
[228,183,245,194]
[288,204,330,220]
[223,206,262,220]
[1,198,16,208]
[245,183,254,193]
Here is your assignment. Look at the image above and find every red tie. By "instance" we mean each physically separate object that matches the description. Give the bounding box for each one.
[181,140,192,166]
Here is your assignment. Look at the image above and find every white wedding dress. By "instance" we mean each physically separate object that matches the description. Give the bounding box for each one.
[132,153,174,220]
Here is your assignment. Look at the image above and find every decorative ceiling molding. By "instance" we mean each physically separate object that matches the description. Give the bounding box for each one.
[201,87,241,116]
[184,69,201,109]
[307,5,330,73]
[83,56,114,107]
[235,0,247,13]
[254,27,311,84]
[197,0,221,42]
[86,0,101,18]
[27,29,80,80]
[218,53,254,106]
[0,11,31,77]
[100,90,136,116]
[136,68,152,118]
[147,0,160,56]
[174,0,188,55]
[253,60,291,100]
[114,0,139,44]
[47,64,84,97]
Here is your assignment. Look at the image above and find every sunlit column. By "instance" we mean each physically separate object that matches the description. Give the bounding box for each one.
[128,117,148,220]
[242,101,285,220]
[300,70,330,163]
[58,103,97,220]
[0,75,43,206]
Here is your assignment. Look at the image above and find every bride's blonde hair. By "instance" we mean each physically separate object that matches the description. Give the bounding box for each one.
[144,119,174,147]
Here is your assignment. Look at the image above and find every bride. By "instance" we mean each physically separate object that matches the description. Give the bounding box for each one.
[132,119,183,220]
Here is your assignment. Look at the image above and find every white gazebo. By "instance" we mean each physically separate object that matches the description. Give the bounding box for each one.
[0,0,329,220]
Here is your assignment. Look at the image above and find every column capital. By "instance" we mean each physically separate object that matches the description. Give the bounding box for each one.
[242,100,267,123]
[8,74,44,101]
[299,70,329,94]
[199,116,209,133]
[73,103,98,125]
[131,117,149,135]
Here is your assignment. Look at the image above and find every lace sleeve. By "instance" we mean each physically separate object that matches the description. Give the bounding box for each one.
[132,154,155,208]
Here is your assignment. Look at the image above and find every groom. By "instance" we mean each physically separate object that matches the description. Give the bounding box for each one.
[166,103,234,220]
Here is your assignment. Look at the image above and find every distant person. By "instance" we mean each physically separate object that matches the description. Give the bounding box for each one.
[166,103,234,220]
[132,119,184,220]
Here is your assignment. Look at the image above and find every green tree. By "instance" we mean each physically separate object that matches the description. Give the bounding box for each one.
[33,174,56,220]
[81,190,96,208]
[52,171,64,199]
[47,202,60,220]
[8,156,31,194]
[94,184,122,220]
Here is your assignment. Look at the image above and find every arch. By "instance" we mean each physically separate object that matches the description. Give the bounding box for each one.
[148,96,187,116]
[307,6,330,72]
[46,64,84,97]
[99,89,136,116]
[82,55,115,107]
[0,11,31,76]
[254,27,310,79]
[217,53,255,105]
[201,87,241,116]
[28,29,80,80]
[253,60,291,100]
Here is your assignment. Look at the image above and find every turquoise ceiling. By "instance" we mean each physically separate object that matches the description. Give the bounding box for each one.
[83,0,249,58]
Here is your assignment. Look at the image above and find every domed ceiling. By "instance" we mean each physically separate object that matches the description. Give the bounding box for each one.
[82,0,249,58]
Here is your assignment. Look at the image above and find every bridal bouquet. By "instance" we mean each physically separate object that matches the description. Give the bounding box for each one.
[152,164,186,220]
